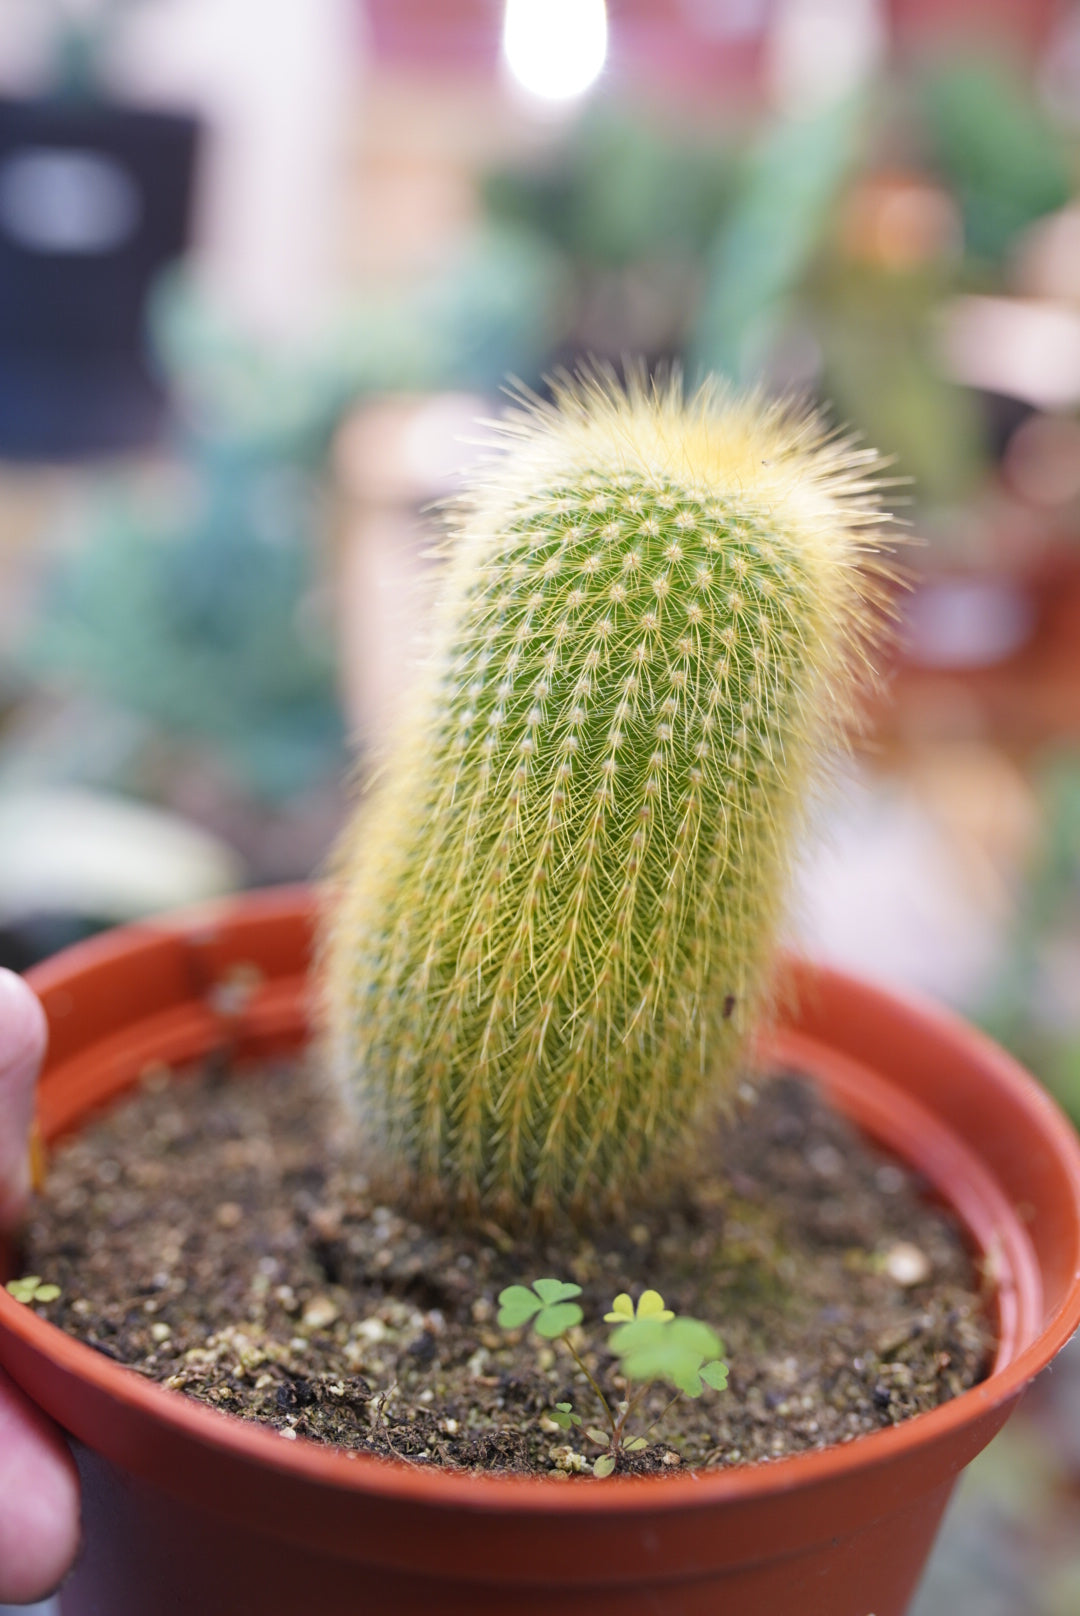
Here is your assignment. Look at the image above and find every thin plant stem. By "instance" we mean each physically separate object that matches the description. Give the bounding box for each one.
[562,1335,616,1432]
[639,1389,683,1440]
[615,1379,656,1441]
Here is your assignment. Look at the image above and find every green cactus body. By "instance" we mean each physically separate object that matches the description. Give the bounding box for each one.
[325,372,888,1214]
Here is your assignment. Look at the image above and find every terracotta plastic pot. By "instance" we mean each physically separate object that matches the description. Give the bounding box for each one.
[1,886,1079,1616]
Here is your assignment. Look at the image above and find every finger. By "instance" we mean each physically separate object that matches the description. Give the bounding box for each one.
[0,969,48,1231]
[0,1366,80,1604]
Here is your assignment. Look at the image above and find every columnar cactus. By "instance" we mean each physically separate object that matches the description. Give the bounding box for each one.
[324,370,889,1215]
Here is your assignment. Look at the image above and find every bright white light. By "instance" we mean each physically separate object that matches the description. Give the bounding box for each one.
[502,0,607,103]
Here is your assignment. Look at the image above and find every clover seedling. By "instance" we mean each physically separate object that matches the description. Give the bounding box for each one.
[5,1275,61,1305]
[496,1279,584,1338]
[608,1316,729,1399]
[499,1279,728,1477]
[605,1290,673,1325]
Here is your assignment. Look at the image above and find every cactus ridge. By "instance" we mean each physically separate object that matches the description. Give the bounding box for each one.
[325,370,891,1213]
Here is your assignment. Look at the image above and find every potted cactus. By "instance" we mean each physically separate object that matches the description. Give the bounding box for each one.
[322,370,886,1218]
[1,371,1079,1616]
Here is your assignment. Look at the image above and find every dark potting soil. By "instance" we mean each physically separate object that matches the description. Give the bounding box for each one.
[19,1059,992,1478]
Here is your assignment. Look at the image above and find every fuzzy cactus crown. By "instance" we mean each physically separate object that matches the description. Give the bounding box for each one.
[324,369,891,1215]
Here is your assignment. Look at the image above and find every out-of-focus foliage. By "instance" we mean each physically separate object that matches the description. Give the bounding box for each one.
[21,441,344,803]
[476,51,1078,531]
[692,95,865,383]
[814,261,986,507]
[152,278,351,456]
[15,279,346,806]
[15,218,569,806]
[156,228,568,424]
[377,225,565,393]
[323,225,570,398]
[917,58,1072,266]
[483,107,737,362]
[484,106,736,271]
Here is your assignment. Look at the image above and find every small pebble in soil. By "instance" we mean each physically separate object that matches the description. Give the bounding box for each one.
[883,1242,933,1287]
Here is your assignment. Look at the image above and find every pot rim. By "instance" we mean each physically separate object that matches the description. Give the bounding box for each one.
[2,884,1079,1521]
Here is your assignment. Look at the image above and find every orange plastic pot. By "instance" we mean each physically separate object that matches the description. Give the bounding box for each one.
[1,886,1079,1616]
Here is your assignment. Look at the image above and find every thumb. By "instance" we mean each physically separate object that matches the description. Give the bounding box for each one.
[0,969,47,1231]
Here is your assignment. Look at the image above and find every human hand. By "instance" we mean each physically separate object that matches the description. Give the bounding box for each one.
[0,970,80,1605]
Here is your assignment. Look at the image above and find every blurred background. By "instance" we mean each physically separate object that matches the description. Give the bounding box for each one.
[0,2,1079,1612]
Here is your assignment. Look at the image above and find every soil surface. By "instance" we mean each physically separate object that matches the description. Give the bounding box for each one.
[19,1059,992,1477]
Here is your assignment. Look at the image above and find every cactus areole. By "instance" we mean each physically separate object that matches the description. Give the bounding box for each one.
[325,370,891,1213]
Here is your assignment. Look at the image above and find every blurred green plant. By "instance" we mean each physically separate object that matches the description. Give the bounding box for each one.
[324,225,570,399]
[484,105,737,359]
[692,94,866,384]
[917,57,1072,266]
[155,228,568,430]
[22,443,344,803]
[15,221,569,805]
[485,106,736,272]
[478,67,1077,535]
[813,259,986,509]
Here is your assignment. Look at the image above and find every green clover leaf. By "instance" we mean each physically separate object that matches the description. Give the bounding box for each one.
[604,1289,673,1324]
[700,1359,729,1391]
[609,1316,727,1398]
[497,1285,545,1328]
[5,1276,60,1305]
[550,1402,581,1430]
[533,1279,582,1306]
[498,1278,583,1339]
